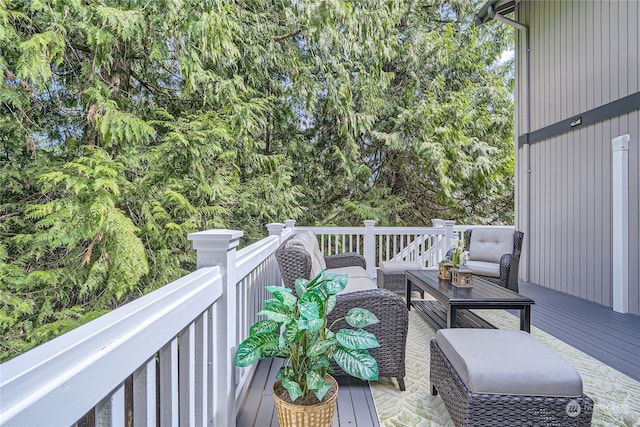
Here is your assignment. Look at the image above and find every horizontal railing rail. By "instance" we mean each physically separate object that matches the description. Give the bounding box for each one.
[0,267,223,427]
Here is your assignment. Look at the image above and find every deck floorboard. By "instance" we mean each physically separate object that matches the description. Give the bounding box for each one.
[237,281,640,426]
[520,281,640,382]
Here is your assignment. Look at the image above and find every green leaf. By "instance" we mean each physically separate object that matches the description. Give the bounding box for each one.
[294,278,309,298]
[234,333,278,367]
[345,308,379,328]
[314,379,332,401]
[333,347,379,381]
[257,309,290,323]
[308,356,332,372]
[298,317,324,332]
[306,370,331,401]
[298,300,320,320]
[277,366,294,382]
[322,273,348,295]
[266,286,298,309]
[306,370,325,390]
[307,337,337,357]
[326,295,337,315]
[263,299,290,314]
[284,320,303,344]
[282,378,304,402]
[249,319,279,335]
[306,270,326,288]
[262,345,289,358]
[299,291,325,319]
[336,329,379,350]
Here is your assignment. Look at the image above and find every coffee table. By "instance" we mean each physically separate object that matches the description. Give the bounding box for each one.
[406,270,535,332]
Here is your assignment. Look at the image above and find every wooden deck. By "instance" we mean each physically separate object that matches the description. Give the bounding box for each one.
[237,281,640,426]
[519,281,640,382]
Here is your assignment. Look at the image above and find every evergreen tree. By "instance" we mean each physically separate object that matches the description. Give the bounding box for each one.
[0,0,513,360]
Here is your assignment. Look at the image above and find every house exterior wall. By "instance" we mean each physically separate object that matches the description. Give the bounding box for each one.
[514,0,640,314]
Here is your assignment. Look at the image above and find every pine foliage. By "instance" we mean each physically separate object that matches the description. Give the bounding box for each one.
[0,0,513,360]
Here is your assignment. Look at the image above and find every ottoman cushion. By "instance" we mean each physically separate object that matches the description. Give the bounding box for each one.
[379,260,422,272]
[436,329,583,397]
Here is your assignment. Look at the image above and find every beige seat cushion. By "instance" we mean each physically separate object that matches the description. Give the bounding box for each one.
[285,232,377,293]
[328,266,371,279]
[436,329,583,397]
[328,266,376,293]
[285,231,327,277]
[465,260,500,278]
[341,275,377,293]
[468,227,514,264]
[379,260,422,272]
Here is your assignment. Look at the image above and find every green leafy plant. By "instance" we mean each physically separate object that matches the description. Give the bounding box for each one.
[234,271,380,403]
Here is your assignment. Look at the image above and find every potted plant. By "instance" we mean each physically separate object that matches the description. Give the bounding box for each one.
[234,270,380,426]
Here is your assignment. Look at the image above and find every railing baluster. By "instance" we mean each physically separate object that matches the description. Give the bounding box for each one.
[207,305,216,426]
[176,325,194,426]
[96,384,125,427]
[194,315,205,427]
[159,339,178,427]
[133,358,156,427]
[393,235,397,261]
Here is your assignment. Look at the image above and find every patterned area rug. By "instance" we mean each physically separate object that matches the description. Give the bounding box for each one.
[370,303,640,427]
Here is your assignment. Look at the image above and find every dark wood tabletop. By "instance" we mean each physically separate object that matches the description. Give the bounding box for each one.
[405,269,535,332]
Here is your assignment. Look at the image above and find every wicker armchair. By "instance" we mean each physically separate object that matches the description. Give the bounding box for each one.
[448,228,524,292]
[276,235,408,391]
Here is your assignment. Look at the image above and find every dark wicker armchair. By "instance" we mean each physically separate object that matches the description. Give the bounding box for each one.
[276,236,408,391]
[448,228,524,292]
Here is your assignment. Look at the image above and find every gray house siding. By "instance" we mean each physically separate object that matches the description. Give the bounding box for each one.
[514,0,640,315]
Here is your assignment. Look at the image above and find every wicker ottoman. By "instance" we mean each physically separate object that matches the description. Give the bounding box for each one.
[430,329,593,427]
[376,261,423,297]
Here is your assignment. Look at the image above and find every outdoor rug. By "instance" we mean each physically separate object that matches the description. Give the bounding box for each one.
[370,303,640,427]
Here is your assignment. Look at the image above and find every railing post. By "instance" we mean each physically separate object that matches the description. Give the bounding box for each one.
[284,219,296,230]
[443,220,455,255]
[266,223,286,243]
[363,220,376,277]
[188,229,243,427]
[430,219,444,265]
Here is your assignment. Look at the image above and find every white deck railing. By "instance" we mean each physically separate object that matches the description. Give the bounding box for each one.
[0,228,289,427]
[294,219,456,276]
[0,267,224,427]
[1,220,466,427]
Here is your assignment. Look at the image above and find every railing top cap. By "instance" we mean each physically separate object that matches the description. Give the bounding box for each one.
[188,229,243,241]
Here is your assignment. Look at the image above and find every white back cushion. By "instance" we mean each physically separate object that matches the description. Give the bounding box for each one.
[286,231,327,277]
[468,227,514,263]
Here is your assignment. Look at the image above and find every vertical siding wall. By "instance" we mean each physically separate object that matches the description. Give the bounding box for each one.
[515,0,640,314]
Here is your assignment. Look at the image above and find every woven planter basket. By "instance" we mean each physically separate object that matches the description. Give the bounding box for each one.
[273,375,338,427]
